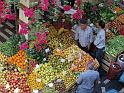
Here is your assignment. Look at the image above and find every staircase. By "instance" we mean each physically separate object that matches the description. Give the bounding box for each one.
[0,20,16,43]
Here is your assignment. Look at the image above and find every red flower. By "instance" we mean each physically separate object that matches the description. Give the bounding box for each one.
[63,5,71,11]
[41,4,49,11]
[20,42,29,50]
[24,8,34,18]
[6,13,16,20]
[36,32,48,45]
[19,28,29,35]
[19,23,29,35]
[72,9,85,20]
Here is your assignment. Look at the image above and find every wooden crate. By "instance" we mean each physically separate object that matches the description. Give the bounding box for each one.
[102,59,110,72]
[103,52,116,62]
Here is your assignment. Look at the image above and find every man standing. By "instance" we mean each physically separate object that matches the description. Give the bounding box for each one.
[75,19,93,53]
[76,63,99,93]
[94,20,105,63]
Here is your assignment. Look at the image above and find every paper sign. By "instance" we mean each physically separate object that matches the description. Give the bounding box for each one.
[60,58,65,62]
[14,88,20,93]
[101,87,106,93]
[62,71,67,75]
[36,64,40,69]
[48,83,54,87]
[45,48,50,53]
[36,78,41,82]
[103,79,110,84]
[6,83,10,89]
[56,79,62,83]
[43,58,46,61]
[33,90,38,93]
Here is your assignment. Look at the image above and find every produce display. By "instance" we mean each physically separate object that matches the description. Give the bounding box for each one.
[48,55,71,72]
[106,35,124,56]
[8,50,27,69]
[0,64,7,86]
[47,26,76,49]
[0,51,8,63]
[107,19,122,30]
[58,70,76,89]
[34,63,58,85]
[42,86,59,93]
[106,30,115,40]
[5,69,30,93]
[117,14,124,24]
[28,72,45,90]
[71,54,93,72]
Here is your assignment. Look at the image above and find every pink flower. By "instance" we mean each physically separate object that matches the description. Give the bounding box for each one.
[41,5,48,11]
[19,23,29,35]
[20,23,28,28]
[63,5,71,11]
[6,13,16,20]
[35,44,42,52]
[72,9,84,20]
[19,28,29,35]
[52,0,56,5]
[20,42,29,50]
[44,0,49,6]
[36,32,48,45]
[24,8,34,18]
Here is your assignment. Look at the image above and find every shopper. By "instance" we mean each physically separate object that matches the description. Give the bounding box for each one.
[76,63,99,93]
[94,20,105,63]
[75,19,93,53]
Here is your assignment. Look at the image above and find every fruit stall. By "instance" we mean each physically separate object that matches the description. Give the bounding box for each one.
[0,24,99,92]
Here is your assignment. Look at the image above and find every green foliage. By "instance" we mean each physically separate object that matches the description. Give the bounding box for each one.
[106,35,124,56]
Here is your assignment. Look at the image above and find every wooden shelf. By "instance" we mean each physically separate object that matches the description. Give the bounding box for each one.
[102,59,110,72]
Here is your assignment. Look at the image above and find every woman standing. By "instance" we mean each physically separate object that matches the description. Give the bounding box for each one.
[94,20,105,63]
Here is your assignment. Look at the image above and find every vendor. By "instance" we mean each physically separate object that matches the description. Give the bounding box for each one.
[94,20,105,63]
[76,63,99,93]
[75,19,93,53]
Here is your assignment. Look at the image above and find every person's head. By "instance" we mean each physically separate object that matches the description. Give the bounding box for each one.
[96,20,105,29]
[87,63,94,70]
[79,19,88,30]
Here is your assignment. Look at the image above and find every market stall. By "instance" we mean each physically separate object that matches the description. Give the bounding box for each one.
[0,27,99,92]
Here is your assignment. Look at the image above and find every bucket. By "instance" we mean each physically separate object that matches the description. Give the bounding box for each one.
[117,54,124,70]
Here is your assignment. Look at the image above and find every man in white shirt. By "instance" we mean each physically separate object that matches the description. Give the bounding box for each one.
[94,20,105,63]
[75,19,93,53]
[76,63,99,93]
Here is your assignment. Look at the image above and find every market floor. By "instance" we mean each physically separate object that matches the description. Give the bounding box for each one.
[94,68,124,93]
